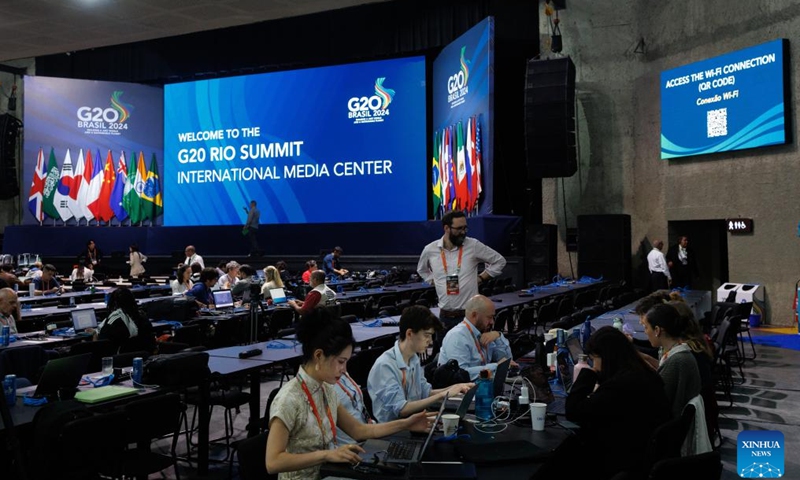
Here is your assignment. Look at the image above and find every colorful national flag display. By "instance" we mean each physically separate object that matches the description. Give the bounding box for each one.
[53,149,74,222]
[110,151,128,222]
[431,130,442,219]
[141,153,163,222]
[431,115,483,218]
[27,148,46,223]
[41,148,61,220]
[25,147,163,225]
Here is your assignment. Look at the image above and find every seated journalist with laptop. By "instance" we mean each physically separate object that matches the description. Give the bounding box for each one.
[437,295,518,380]
[266,309,434,480]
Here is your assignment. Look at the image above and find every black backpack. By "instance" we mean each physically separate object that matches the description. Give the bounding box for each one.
[430,359,470,389]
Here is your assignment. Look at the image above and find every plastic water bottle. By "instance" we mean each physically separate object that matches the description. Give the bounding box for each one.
[3,374,15,406]
[572,354,590,382]
[581,318,592,348]
[1,326,9,347]
[475,369,494,421]
[132,357,143,385]
[29,283,35,297]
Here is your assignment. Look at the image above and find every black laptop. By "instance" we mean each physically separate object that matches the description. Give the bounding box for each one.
[360,393,449,464]
[493,358,510,397]
[17,353,92,399]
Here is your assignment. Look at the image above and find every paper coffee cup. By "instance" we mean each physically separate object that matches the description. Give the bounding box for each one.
[441,413,460,437]
[530,402,547,431]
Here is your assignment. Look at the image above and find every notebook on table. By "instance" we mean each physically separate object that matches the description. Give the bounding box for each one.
[75,385,138,404]
[360,393,449,464]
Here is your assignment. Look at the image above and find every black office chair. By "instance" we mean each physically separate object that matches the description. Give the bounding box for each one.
[187,372,251,462]
[112,350,150,368]
[0,344,50,384]
[121,392,186,479]
[67,340,118,373]
[172,324,203,347]
[339,301,366,319]
[229,387,281,477]
[31,405,126,480]
[263,309,293,339]
[237,432,275,480]
[493,309,513,335]
[347,347,386,387]
[645,403,696,469]
[648,451,722,480]
[156,341,192,354]
[534,301,559,335]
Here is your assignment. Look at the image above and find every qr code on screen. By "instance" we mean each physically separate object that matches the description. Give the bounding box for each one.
[707,108,727,138]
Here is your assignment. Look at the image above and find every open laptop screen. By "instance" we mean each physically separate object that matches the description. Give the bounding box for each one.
[566,336,584,363]
[270,288,288,305]
[71,308,97,332]
[212,290,234,309]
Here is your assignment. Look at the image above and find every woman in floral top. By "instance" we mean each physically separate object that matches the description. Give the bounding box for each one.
[267,308,432,480]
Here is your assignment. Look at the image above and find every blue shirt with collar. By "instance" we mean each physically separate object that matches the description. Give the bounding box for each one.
[438,320,512,380]
[367,340,432,423]
[334,372,368,444]
[187,282,213,306]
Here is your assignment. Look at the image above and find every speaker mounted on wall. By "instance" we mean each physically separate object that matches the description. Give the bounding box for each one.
[524,56,577,178]
[526,224,558,286]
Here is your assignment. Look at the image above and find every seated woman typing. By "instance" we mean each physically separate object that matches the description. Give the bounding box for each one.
[266,308,432,480]
[642,303,703,419]
[97,287,155,354]
[367,305,473,422]
[534,327,671,480]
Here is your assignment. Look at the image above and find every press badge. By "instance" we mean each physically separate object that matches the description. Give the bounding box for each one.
[446,274,460,295]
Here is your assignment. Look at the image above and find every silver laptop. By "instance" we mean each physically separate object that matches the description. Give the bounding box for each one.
[212,289,234,309]
[360,393,448,464]
[71,308,97,334]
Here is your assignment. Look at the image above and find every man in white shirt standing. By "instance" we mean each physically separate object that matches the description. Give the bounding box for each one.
[647,240,671,291]
[417,210,506,330]
[182,245,204,269]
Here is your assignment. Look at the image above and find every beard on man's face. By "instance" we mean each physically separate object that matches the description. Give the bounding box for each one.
[450,231,466,246]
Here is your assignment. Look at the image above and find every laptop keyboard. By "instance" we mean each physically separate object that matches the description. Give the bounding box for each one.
[387,440,416,461]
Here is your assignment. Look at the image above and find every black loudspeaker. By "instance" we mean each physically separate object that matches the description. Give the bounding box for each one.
[524,57,577,178]
[577,215,631,284]
[526,224,557,285]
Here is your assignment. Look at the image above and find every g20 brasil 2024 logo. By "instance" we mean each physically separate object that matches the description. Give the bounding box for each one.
[347,78,395,124]
[738,430,784,478]
[76,91,133,132]
[447,46,470,107]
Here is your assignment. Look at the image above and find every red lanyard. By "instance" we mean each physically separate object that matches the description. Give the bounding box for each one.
[337,373,368,422]
[440,246,464,275]
[298,373,337,448]
[462,320,487,365]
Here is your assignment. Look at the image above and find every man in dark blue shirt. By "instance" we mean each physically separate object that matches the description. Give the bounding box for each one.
[33,264,62,295]
[322,246,348,278]
[186,267,219,308]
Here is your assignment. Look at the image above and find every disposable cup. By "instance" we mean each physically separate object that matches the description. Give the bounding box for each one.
[530,402,547,431]
[441,413,460,437]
